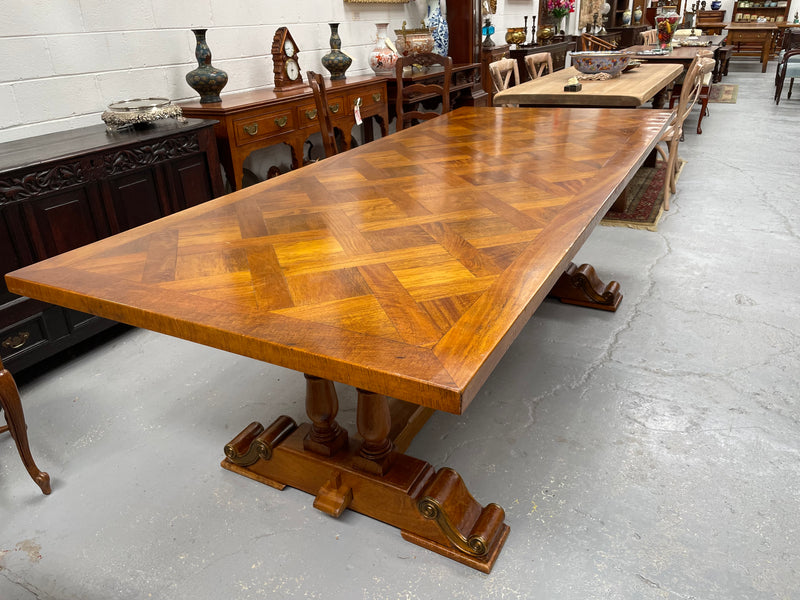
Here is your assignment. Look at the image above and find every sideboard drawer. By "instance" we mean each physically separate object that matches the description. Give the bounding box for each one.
[297,94,346,128]
[346,86,385,116]
[234,109,297,145]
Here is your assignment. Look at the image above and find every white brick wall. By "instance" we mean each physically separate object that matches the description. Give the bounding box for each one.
[2,0,800,143]
[0,0,561,143]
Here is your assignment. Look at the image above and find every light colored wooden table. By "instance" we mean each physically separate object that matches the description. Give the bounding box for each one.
[725,22,779,72]
[7,106,671,573]
[492,62,684,108]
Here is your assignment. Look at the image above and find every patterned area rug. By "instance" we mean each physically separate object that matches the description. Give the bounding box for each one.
[601,159,686,231]
[709,84,738,103]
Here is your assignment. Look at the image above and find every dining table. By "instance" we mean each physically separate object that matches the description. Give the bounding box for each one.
[492,62,684,109]
[6,106,672,573]
[626,35,728,81]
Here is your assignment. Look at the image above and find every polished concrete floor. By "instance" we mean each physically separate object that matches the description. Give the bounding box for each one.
[2,59,798,600]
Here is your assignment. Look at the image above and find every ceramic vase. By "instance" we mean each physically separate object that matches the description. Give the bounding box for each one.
[185,29,228,103]
[622,9,632,25]
[426,0,449,56]
[634,7,643,24]
[368,23,399,76]
[321,23,352,81]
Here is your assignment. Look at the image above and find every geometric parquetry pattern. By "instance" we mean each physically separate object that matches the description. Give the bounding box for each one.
[8,107,670,414]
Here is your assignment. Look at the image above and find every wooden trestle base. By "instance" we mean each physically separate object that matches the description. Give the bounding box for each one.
[219,264,619,572]
[221,375,510,573]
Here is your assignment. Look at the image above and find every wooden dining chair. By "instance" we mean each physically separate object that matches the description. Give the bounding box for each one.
[580,33,616,51]
[0,357,51,494]
[524,52,553,79]
[656,53,716,210]
[667,49,715,136]
[775,30,800,104]
[488,58,520,92]
[395,53,452,131]
[640,29,659,45]
[306,71,339,158]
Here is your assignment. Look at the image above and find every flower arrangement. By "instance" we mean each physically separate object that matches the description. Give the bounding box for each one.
[547,0,575,19]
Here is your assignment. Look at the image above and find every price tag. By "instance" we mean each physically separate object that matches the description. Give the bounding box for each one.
[354,97,363,125]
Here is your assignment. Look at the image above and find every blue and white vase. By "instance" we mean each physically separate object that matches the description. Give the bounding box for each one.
[426,0,449,56]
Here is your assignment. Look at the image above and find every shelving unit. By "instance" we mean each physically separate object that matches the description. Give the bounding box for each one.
[731,1,790,56]
[732,0,790,25]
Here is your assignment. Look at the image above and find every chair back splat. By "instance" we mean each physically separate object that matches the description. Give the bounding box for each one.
[580,33,616,51]
[488,58,520,92]
[306,70,339,158]
[395,53,453,131]
[524,52,553,79]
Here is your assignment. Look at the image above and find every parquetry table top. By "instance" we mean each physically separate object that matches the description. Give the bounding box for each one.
[7,107,671,415]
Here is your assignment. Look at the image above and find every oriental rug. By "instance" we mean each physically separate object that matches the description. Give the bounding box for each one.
[708,84,738,103]
[601,158,686,231]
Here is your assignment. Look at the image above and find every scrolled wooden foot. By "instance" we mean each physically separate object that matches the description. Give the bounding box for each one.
[223,416,297,466]
[548,262,622,312]
[0,360,51,495]
[401,467,509,572]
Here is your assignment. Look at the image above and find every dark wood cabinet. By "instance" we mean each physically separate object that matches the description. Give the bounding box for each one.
[608,25,652,47]
[0,118,224,372]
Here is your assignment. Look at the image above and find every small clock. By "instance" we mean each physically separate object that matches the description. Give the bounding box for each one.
[272,27,305,92]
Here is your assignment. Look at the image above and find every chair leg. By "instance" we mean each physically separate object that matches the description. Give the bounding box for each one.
[789,78,795,100]
[0,364,51,494]
[697,95,710,135]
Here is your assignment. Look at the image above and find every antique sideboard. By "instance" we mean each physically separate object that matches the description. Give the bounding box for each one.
[0,118,224,372]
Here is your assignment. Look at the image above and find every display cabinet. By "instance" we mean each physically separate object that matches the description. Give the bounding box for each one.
[732,0,790,24]
[0,119,224,372]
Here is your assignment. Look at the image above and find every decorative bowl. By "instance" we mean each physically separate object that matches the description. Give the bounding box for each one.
[570,51,633,77]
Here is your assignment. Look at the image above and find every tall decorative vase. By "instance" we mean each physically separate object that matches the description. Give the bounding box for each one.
[321,23,352,81]
[368,23,399,76]
[655,7,680,48]
[426,0,449,56]
[634,6,643,25]
[622,9,632,25]
[185,29,228,104]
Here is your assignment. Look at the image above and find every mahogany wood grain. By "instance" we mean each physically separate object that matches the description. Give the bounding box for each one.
[7,106,670,416]
[493,62,683,107]
[0,357,51,494]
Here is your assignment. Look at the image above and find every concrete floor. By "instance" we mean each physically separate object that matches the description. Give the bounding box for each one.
[2,59,798,600]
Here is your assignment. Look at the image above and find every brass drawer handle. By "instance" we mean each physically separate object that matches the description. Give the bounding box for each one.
[274,116,288,128]
[372,93,381,102]
[329,103,340,114]
[305,109,318,120]
[243,123,259,136]
[2,331,30,350]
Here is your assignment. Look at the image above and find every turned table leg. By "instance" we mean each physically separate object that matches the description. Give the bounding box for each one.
[353,389,395,475]
[0,358,51,494]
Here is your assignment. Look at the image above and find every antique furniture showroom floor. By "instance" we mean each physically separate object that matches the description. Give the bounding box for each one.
[2,61,799,599]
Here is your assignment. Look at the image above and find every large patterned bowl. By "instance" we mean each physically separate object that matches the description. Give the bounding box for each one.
[570,51,633,77]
